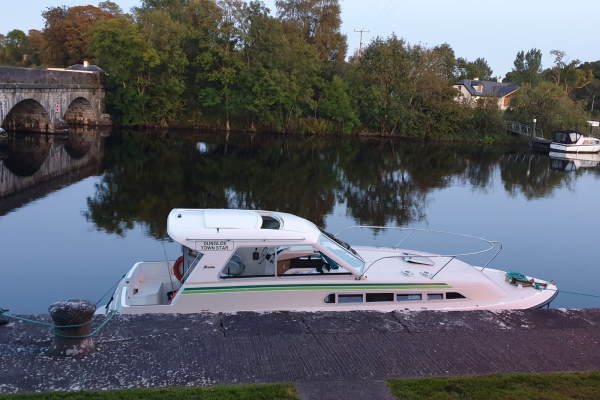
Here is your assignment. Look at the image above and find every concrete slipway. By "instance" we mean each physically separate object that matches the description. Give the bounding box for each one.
[2,309,600,399]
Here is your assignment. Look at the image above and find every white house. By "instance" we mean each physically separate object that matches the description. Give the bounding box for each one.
[453,79,519,110]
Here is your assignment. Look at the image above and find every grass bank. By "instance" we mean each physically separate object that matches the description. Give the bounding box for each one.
[0,384,298,400]
[387,371,600,400]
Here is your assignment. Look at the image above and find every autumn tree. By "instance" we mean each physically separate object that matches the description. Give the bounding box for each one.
[41,5,115,66]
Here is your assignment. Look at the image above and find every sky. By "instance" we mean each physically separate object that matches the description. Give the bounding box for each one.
[2,0,599,76]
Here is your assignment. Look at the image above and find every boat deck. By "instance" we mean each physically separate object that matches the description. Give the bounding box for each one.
[3,309,600,395]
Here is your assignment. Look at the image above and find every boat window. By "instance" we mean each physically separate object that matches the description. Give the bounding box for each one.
[366,293,394,302]
[427,293,444,300]
[446,292,466,299]
[183,247,203,280]
[324,294,335,303]
[261,216,281,230]
[337,294,364,303]
[276,245,350,276]
[220,246,276,278]
[397,294,422,301]
[318,233,365,272]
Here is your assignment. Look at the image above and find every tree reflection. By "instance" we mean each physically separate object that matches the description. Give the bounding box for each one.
[85,130,587,239]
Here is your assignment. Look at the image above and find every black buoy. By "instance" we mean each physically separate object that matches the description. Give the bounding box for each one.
[48,299,96,356]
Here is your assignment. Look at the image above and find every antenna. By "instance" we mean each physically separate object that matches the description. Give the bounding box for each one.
[354,28,370,55]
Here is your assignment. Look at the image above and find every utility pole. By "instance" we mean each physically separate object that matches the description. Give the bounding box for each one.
[354,29,370,56]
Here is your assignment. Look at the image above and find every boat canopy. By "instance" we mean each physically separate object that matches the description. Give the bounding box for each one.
[553,130,582,144]
[167,209,322,247]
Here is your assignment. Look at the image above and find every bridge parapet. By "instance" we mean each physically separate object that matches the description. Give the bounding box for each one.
[0,66,110,133]
[0,66,103,87]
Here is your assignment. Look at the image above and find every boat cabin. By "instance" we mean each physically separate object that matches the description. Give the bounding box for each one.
[553,130,582,144]
[169,209,366,285]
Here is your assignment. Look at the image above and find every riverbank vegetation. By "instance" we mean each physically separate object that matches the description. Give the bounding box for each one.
[0,1,597,138]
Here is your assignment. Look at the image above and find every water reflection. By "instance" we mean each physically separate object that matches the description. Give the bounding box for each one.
[84,130,598,240]
[0,129,105,215]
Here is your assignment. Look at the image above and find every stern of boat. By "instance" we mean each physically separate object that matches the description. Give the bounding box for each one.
[107,261,182,313]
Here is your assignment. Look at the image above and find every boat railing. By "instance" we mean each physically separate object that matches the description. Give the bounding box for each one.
[334,226,502,279]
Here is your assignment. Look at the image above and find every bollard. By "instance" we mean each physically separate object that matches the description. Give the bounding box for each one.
[48,299,96,356]
[0,308,9,326]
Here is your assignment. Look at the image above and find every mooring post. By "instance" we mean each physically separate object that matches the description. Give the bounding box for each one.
[48,299,96,356]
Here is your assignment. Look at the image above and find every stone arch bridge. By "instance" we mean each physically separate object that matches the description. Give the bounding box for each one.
[0,66,111,133]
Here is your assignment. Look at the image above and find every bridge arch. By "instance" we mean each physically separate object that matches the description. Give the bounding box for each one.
[2,135,52,176]
[64,97,98,126]
[2,99,51,133]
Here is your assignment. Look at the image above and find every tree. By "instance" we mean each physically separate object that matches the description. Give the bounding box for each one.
[0,30,28,65]
[432,43,457,81]
[276,0,347,61]
[317,75,359,133]
[508,81,589,134]
[41,5,115,66]
[351,35,463,136]
[98,1,123,15]
[456,57,493,80]
[137,9,188,125]
[89,17,150,125]
[506,48,542,86]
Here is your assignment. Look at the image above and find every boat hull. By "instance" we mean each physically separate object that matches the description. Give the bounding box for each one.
[549,143,600,153]
[106,263,558,314]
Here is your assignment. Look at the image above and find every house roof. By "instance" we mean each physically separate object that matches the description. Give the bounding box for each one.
[455,79,519,98]
[66,64,105,73]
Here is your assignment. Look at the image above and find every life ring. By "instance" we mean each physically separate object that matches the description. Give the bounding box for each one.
[173,256,185,282]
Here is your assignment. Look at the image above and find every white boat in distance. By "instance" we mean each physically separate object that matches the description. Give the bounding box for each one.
[106,209,558,314]
[550,130,600,153]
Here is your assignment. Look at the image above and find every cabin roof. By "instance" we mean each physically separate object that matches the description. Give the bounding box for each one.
[167,209,321,246]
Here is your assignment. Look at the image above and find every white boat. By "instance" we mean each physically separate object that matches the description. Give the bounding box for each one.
[105,209,558,314]
[550,130,600,153]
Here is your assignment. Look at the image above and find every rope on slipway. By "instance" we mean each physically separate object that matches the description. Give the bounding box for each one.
[0,307,118,338]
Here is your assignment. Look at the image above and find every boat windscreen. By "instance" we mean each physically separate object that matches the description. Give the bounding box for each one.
[553,131,581,144]
[318,232,365,272]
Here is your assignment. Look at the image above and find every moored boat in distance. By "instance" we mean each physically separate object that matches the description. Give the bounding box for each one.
[550,130,600,153]
[105,209,558,314]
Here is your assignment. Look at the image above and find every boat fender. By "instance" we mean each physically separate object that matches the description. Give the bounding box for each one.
[173,256,185,282]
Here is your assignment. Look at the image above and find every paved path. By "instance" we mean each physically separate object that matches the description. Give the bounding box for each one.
[2,309,600,397]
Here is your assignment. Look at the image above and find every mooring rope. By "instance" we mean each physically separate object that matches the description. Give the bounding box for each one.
[95,273,127,307]
[0,308,118,338]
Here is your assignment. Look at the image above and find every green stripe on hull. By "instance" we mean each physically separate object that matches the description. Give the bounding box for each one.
[182,283,451,295]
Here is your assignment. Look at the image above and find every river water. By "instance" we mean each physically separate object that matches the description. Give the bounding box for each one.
[1,129,599,313]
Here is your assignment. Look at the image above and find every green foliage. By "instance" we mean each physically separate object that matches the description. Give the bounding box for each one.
[506,48,542,86]
[507,81,589,134]
[0,383,298,400]
[317,75,358,133]
[456,57,493,80]
[5,0,568,139]
[89,18,149,125]
[387,372,600,400]
[350,35,468,137]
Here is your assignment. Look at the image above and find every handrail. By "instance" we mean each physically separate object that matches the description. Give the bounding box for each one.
[334,226,502,279]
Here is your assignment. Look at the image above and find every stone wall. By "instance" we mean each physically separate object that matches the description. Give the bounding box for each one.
[0,67,109,133]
